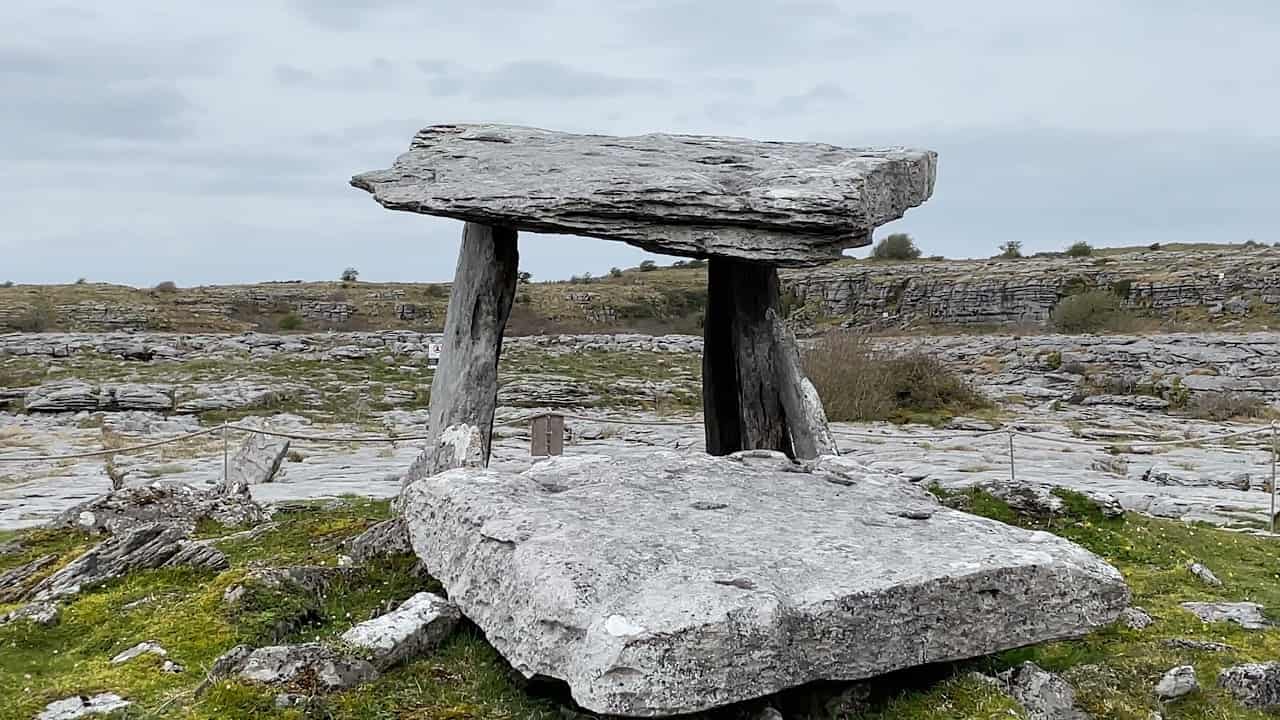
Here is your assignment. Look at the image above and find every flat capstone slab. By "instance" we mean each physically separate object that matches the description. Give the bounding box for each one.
[403,451,1129,716]
[351,124,936,266]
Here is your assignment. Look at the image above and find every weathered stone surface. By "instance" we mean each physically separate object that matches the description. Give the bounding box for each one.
[50,483,268,535]
[35,694,131,720]
[1219,662,1280,709]
[767,308,837,459]
[1181,601,1269,629]
[347,518,412,563]
[1154,665,1199,700]
[1186,562,1223,587]
[25,381,99,412]
[223,429,290,494]
[0,600,59,626]
[111,641,168,664]
[352,124,936,266]
[1164,638,1234,653]
[1120,606,1153,630]
[239,643,378,690]
[406,223,517,483]
[403,451,1128,715]
[998,662,1088,720]
[340,591,460,669]
[0,552,57,601]
[25,523,228,601]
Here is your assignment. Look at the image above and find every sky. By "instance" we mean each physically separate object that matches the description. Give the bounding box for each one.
[1,1,1277,286]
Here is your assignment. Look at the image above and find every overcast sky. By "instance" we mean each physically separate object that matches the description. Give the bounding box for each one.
[2,1,1277,286]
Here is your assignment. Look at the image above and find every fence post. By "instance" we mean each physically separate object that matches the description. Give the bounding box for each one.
[1271,422,1277,534]
[1007,431,1016,484]
[222,422,229,485]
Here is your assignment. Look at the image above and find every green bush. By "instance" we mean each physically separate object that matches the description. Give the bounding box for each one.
[278,312,303,331]
[638,260,658,272]
[7,305,53,332]
[998,241,1022,259]
[340,267,359,282]
[609,267,623,278]
[1187,392,1269,421]
[516,271,532,284]
[805,333,988,423]
[1051,290,1129,332]
[0,281,13,288]
[871,233,922,261]
[154,280,178,293]
[1065,241,1093,257]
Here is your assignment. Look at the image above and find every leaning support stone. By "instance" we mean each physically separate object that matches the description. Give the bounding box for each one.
[404,222,518,485]
[767,308,838,459]
[703,258,792,456]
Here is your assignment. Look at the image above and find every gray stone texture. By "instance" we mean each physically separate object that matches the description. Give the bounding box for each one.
[352,124,936,266]
[340,591,461,669]
[403,451,1128,716]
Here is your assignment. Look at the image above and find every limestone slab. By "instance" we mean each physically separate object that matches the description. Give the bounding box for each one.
[403,451,1129,716]
[352,124,936,266]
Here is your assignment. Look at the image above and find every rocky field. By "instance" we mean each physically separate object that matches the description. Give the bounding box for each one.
[3,328,1280,718]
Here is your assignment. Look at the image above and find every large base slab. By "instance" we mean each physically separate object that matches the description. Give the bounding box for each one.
[404,451,1129,716]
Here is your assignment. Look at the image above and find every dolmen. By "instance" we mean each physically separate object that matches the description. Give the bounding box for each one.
[352,126,1128,715]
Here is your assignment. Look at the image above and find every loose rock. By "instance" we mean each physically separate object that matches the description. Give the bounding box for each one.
[25,523,228,601]
[111,641,168,664]
[997,661,1089,720]
[346,517,412,563]
[1187,562,1223,587]
[1120,606,1154,630]
[35,694,131,720]
[50,483,268,536]
[340,591,460,669]
[222,428,291,494]
[0,552,57,601]
[1219,662,1280,709]
[1181,601,1268,629]
[0,600,59,626]
[239,643,378,691]
[1154,665,1199,700]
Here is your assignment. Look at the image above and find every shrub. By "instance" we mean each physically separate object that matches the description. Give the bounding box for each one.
[1187,392,1269,421]
[1051,290,1127,332]
[278,312,303,331]
[1244,239,1259,248]
[154,280,178,293]
[75,277,87,285]
[1148,242,1162,250]
[0,281,12,288]
[7,305,52,332]
[804,333,988,423]
[927,255,946,261]
[638,260,658,272]
[424,284,447,298]
[998,241,1022,259]
[517,271,533,284]
[609,267,623,278]
[340,267,359,282]
[1065,241,1093,257]
[685,258,707,268]
[871,233,922,261]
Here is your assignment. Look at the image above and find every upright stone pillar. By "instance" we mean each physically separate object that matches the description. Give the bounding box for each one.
[404,222,518,486]
[703,258,793,456]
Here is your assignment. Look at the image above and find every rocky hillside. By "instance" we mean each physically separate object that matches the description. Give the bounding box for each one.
[783,245,1280,331]
[3,245,1279,335]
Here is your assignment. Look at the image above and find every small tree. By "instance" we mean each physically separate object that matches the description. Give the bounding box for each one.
[340,267,359,282]
[686,258,706,268]
[517,271,533,284]
[871,233,922,261]
[609,267,623,278]
[154,280,178,293]
[75,277,87,285]
[0,281,13,288]
[638,260,658,272]
[1065,241,1093,258]
[998,241,1023,259]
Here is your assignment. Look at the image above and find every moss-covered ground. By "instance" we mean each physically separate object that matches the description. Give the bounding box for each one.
[3,489,1280,719]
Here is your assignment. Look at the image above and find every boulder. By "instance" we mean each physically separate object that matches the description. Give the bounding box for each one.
[1119,606,1153,630]
[50,483,268,535]
[352,124,936,266]
[346,518,412,563]
[222,430,291,494]
[102,384,173,411]
[35,694,131,720]
[25,523,228,601]
[1186,562,1222,587]
[238,643,377,690]
[1219,662,1280,709]
[0,600,59,626]
[341,591,460,669]
[1181,601,1269,629]
[1154,665,1199,700]
[111,641,168,664]
[403,451,1129,715]
[997,662,1088,720]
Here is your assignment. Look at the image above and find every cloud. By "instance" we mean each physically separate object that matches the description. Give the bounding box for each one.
[273,58,396,91]
[417,60,670,100]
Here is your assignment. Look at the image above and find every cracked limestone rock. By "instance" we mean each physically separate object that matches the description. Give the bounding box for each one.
[403,450,1129,715]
